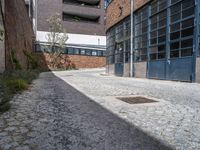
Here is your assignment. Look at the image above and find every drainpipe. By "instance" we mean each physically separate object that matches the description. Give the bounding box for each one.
[29,0,31,18]
[130,0,134,77]
[35,0,37,35]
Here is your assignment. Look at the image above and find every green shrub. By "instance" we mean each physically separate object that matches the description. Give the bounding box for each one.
[4,70,40,84]
[6,79,28,93]
[23,50,39,70]
[11,50,22,70]
[0,70,40,114]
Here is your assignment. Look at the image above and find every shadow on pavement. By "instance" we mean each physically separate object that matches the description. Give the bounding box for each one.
[0,71,174,150]
[37,72,174,150]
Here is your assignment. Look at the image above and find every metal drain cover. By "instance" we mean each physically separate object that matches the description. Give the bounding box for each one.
[117,96,158,104]
[65,75,73,77]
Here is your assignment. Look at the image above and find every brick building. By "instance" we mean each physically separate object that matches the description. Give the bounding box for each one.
[0,0,5,73]
[106,0,200,83]
[26,0,106,69]
[0,0,34,72]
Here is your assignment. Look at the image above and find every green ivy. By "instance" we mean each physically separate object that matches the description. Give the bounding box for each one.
[23,50,39,70]
[11,50,22,70]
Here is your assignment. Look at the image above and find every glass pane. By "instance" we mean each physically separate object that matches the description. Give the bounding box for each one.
[80,49,85,55]
[171,23,180,32]
[170,31,180,40]
[181,39,193,48]
[68,47,74,54]
[181,48,193,57]
[158,52,166,59]
[92,51,97,56]
[181,27,193,38]
[170,42,180,50]
[170,50,179,58]
[74,48,80,54]
[182,7,194,19]
[182,18,194,29]
[85,50,91,55]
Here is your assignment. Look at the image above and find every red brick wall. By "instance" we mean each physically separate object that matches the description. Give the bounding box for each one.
[0,2,5,73]
[106,0,130,31]
[68,55,106,68]
[106,0,150,31]
[37,53,106,70]
[135,0,150,11]
[4,0,34,70]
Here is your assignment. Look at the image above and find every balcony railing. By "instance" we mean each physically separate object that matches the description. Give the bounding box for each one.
[63,0,101,8]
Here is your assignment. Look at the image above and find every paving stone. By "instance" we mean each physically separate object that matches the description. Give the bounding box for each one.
[15,146,30,150]
[0,69,199,149]
[55,68,200,149]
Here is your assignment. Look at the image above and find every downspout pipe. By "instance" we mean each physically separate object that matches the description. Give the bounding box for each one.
[130,0,134,77]
[29,0,31,18]
[35,0,37,35]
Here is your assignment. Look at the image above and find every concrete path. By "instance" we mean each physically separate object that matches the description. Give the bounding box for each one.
[0,68,200,150]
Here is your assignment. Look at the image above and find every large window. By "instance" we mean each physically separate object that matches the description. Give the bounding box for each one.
[115,23,124,42]
[124,19,131,63]
[124,19,131,38]
[106,0,196,64]
[106,17,131,65]
[199,3,200,57]
[107,28,115,64]
[170,0,194,58]
[134,6,148,62]
[149,0,167,60]
[125,39,130,63]
[115,42,124,63]
[35,44,105,57]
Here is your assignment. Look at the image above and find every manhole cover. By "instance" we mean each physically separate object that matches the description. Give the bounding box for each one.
[65,75,73,77]
[117,96,158,104]
[100,73,109,76]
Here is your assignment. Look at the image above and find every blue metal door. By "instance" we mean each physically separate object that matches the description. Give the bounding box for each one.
[166,57,193,82]
[148,57,194,82]
[148,60,166,80]
[115,63,124,76]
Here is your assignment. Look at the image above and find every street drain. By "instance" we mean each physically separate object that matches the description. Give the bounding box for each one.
[65,75,73,77]
[117,96,158,104]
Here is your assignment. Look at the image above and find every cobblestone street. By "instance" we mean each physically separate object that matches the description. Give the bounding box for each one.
[0,68,200,150]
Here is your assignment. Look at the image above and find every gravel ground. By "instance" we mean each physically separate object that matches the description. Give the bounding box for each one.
[0,70,172,150]
[0,68,199,150]
[54,68,200,150]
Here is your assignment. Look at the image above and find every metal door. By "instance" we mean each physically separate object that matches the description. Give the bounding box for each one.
[115,63,124,76]
[148,60,166,80]
[148,57,194,82]
[166,57,194,82]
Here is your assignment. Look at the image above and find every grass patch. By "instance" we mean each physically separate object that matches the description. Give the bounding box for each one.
[0,70,40,114]
[6,79,28,93]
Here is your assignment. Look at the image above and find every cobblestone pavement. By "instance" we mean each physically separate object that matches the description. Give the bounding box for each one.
[0,70,173,150]
[53,68,200,150]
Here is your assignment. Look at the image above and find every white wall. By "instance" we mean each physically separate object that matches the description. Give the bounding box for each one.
[36,31,106,46]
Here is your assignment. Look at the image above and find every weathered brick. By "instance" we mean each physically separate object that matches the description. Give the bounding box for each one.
[37,53,106,70]
[106,0,150,31]
[0,5,5,73]
[4,0,34,70]
[106,0,130,31]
